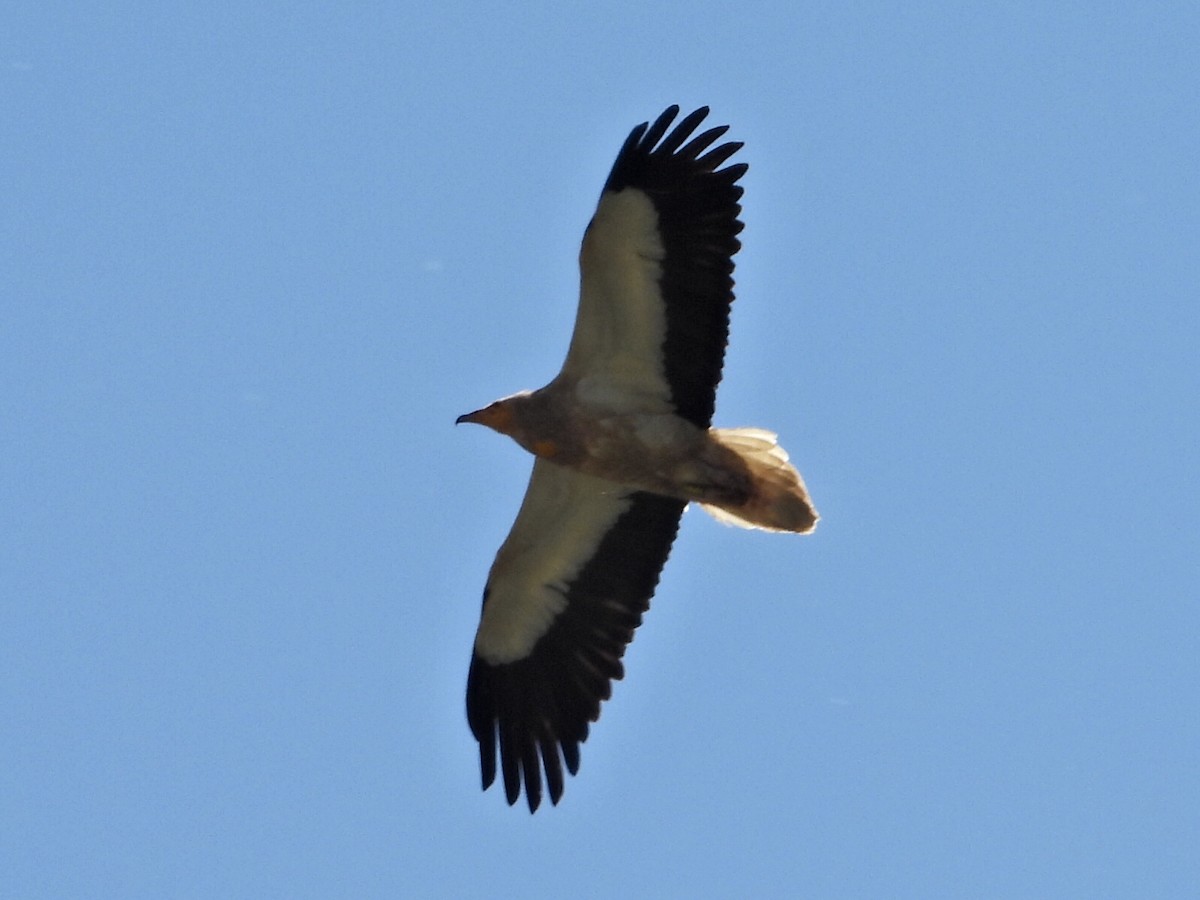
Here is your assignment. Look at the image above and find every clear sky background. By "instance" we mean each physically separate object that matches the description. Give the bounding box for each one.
[4,3,1197,898]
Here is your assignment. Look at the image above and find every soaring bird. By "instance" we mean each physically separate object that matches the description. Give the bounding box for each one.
[458,105,818,812]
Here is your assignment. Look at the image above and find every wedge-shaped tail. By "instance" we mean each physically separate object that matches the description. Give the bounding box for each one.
[699,428,818,533]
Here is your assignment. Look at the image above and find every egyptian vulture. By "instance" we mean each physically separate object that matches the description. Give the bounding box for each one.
[458,105,818,811]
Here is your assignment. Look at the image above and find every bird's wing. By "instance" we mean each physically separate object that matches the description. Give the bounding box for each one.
[466,459,685,812]
[559,105,747,428]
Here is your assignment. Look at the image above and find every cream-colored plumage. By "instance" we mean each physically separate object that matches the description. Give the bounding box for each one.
[459,105,818,812]
[460,386,816,533]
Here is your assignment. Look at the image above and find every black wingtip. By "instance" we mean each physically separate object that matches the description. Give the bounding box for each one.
[642,104,682,148]
[480,746,496,791]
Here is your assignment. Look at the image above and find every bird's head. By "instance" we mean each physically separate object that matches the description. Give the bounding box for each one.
[455,393,529,437]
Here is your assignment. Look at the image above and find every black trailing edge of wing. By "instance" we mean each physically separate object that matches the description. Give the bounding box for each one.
[602,105,747,429]
[466,491,686,812]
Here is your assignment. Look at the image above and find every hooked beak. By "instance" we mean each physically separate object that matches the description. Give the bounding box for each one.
[456,401,514,433]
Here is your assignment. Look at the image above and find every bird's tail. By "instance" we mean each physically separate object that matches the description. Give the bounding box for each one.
[698,428,819,534]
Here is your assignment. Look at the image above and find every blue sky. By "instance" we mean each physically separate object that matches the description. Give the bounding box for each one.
[4,3,1197,897]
